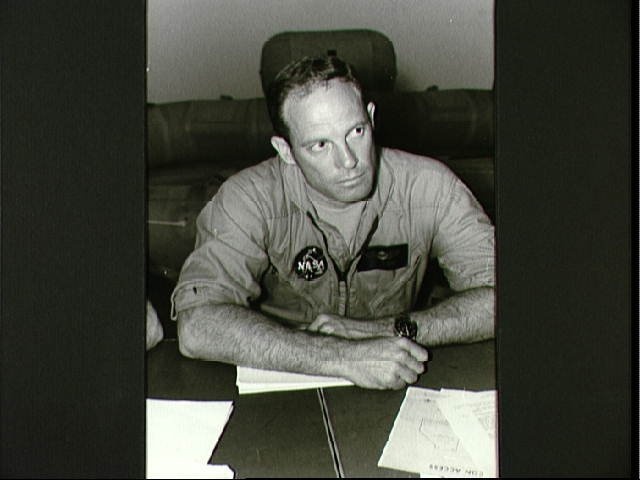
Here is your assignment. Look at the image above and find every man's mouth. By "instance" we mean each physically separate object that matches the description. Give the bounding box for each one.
[340,172,365,185]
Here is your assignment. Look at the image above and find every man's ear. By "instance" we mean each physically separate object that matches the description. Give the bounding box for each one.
[270,136,296,165]
[366,101,376,129]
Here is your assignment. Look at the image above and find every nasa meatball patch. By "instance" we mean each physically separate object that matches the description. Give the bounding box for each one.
[293,246,327,280]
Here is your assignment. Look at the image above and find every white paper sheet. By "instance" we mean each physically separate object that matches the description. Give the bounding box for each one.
[236,366,353,394]
[146,399,234,478]
[378,387,489,478]
[147,461,235,479]
[437,389,497,477]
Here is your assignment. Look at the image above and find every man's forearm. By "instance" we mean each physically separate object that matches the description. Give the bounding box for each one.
[304,286,495,347]
[177,303,430,390]
[413,286,495,347]
[178,303,344,376]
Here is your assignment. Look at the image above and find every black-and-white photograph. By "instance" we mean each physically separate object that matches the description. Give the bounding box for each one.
[1,1,633,478]
[144,1,497,477]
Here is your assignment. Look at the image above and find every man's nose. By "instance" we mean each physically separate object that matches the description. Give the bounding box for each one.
[335,143,357,169]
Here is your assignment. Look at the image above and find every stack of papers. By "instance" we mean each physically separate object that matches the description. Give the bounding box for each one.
[378,387,497,478]
[146,399,235,479]
[236,366,353,394]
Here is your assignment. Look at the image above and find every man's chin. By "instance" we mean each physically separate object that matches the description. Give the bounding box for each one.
[336,185,374,204]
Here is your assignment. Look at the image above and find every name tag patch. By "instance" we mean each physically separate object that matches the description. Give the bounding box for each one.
[293,246,327,280]
[357,244,408,271]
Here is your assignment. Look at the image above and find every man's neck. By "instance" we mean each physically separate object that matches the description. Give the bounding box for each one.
[307,187,365,250]
[306,186,358,211]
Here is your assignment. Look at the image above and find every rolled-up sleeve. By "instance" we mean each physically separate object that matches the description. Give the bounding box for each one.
[430,175,495,292]
[170,179,270,319]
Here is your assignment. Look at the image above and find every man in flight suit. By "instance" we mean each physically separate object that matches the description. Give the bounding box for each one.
[171,56,495,390]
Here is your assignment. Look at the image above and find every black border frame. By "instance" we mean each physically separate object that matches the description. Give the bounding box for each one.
[1,1,146,476]
[495,1,636,476]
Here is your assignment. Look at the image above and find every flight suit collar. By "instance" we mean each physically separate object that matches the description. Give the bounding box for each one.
[280,148,394,272]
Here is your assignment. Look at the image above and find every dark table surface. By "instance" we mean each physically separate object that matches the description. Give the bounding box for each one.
[147,340,337,478]
[323,341,496,478]
[146,339,496,478]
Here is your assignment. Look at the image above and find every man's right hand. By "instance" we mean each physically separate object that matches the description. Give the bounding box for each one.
[336,337,429,390]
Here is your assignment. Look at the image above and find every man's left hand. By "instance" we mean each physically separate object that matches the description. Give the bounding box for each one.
[305,313,394,340]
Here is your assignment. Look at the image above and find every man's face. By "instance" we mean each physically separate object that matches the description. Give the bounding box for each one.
[274,79,377,205]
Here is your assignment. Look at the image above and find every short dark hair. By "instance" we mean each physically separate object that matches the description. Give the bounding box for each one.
[265,56,365,140]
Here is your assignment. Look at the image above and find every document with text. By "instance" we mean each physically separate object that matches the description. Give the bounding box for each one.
[378,387,497,478]
[437,389,497,477]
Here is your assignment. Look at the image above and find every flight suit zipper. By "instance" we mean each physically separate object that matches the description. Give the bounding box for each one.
[307,212,378,317]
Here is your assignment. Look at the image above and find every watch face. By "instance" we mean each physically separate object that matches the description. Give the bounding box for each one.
[395,315,417,340]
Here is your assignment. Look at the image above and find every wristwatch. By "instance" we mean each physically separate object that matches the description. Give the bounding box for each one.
[393,313,418,341]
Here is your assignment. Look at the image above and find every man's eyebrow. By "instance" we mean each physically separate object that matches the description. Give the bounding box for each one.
[297,116,369,143]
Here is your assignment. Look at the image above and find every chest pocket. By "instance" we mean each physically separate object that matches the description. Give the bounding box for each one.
[352,245,422,318]
[356,244,408,271]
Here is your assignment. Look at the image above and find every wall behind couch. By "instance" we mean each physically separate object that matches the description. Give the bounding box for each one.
[147,0,494,102]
